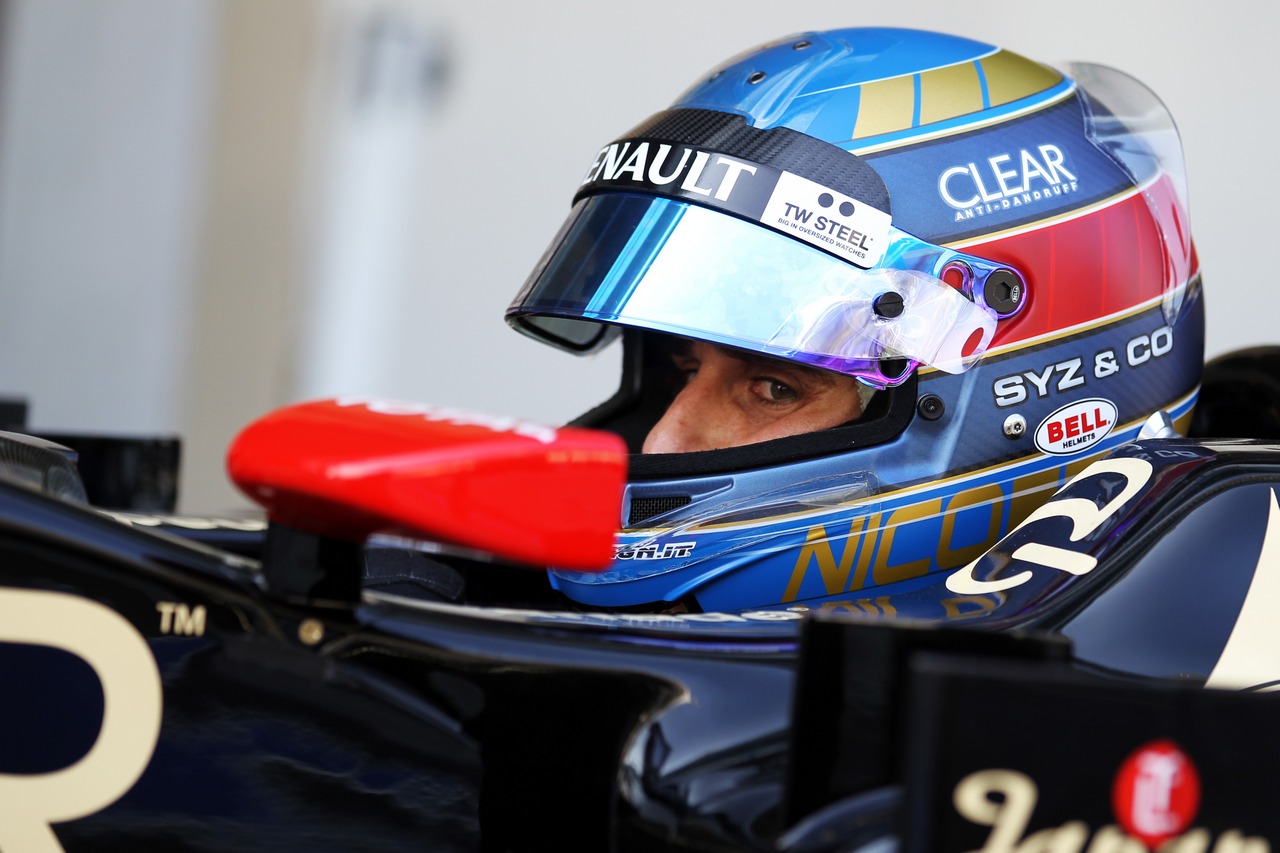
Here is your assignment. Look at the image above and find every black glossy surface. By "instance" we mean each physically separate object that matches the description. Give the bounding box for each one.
[903,654,1280,851]
[4,435,1280,849]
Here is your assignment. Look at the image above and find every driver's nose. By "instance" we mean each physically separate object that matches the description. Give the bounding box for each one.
[641,375,726,454]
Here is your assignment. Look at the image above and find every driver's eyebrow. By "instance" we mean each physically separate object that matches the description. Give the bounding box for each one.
[714,345,839,387]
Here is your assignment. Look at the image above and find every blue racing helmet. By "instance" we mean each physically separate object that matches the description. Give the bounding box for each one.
[507,27,1204,615]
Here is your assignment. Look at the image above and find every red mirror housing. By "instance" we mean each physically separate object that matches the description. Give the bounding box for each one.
[227,398,627,571]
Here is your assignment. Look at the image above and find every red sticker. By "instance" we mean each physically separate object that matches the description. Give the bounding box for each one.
[1112,740,1201,849]
[961,327,985,358]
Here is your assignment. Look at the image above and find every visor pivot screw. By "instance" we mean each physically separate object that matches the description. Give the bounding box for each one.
[873,291,905,319]
[1003,413,1027,439]
[917,394,945,421]
[983,270,1024,316]
[298,618,325,646]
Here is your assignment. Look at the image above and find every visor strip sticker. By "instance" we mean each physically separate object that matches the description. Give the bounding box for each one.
[576,108,894,269]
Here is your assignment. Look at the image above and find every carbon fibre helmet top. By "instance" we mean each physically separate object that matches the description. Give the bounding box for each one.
[506,28,1205,613]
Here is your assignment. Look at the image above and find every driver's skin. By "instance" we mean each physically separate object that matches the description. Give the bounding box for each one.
[642,339,867,454]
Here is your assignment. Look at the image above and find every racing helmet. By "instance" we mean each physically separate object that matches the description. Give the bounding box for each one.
[506,27,1204,615]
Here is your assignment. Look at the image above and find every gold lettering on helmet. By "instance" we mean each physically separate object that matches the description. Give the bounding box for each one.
[783,514,878,602]
[873,498,941,585]
[778,446,1147,608]
[938,483,1004,570]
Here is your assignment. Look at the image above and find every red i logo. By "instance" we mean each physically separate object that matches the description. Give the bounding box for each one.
[1112,740,1201,849]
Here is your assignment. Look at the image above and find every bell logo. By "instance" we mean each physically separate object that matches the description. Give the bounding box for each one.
[1113,740,1201,849]
[1035,398,1117,455]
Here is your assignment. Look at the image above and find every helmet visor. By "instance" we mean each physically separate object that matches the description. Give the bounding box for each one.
[1069,61,1193,323]
[508,192,1015,387]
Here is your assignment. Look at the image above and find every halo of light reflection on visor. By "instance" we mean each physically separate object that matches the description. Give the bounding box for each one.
[508,193,1003,387]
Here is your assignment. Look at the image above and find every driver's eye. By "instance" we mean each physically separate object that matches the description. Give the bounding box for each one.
[758,379,798,402]
[671,355,699,385]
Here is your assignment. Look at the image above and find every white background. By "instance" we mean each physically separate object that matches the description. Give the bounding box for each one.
[0,0,1270,511]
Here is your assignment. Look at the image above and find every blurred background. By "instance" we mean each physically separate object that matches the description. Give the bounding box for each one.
[0,0,1269,512]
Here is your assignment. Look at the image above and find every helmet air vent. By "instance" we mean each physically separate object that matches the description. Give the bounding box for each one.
[628,495,692,526]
